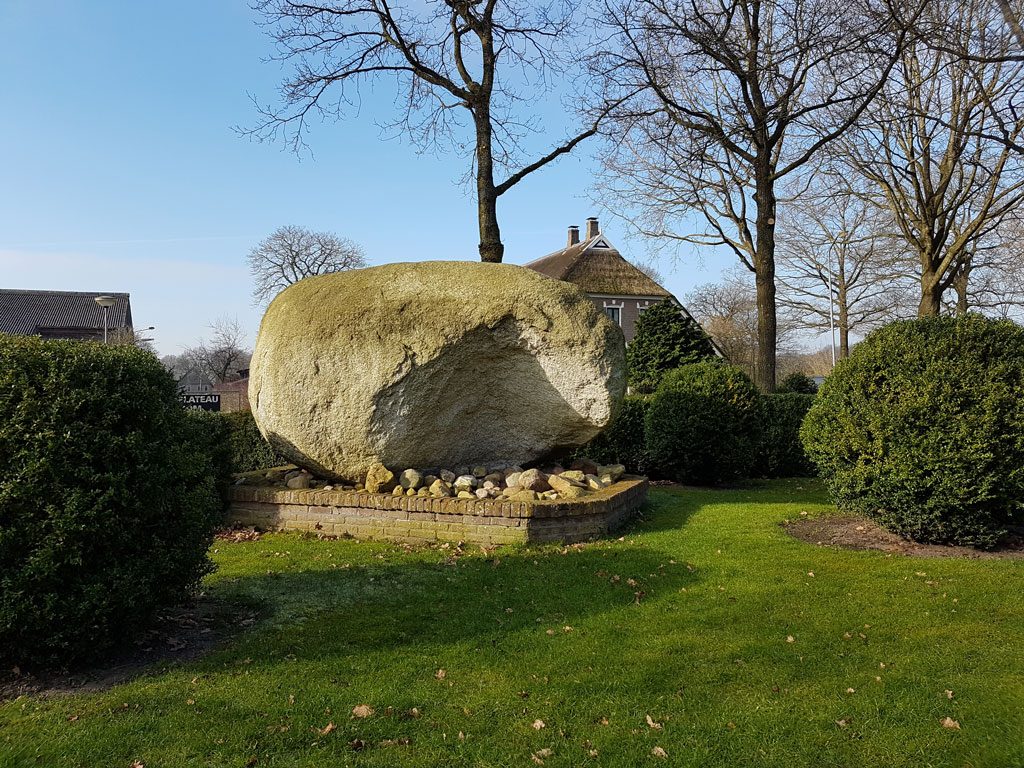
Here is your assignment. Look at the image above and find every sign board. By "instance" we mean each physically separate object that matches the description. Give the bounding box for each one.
[180,393,221,412]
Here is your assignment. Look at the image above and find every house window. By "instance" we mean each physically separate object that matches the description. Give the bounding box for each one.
[605,306,621,325]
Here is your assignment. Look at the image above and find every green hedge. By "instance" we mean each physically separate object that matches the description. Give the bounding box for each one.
[574,395,651,475]
[802,315,1024,548]
[755,393,815,478]
[777,372,818,395]
[646,361,761,485]
[220,411,286,473]
[627,301,718,394]
[0,336,229,666]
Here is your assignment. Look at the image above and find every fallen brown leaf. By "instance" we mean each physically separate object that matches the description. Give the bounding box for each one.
[941,717,961,730]
[651,746,668,758]
[532,748,553,763]
[317,722,336,736]
[945,689,955,699]
[352,704,374,719]
[645,714,663,730]
[532,719,546,730]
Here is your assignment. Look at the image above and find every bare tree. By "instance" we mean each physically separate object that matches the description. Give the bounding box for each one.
[249,0,617,263]
[997,0,1024,49]
[183,318,252,385]
[109,327,158,355]
[944,214,1024,318]
[595,0,919,390]
[248,224,366,305]
[161,354,198,388]
[840,0,1024,314]
[776,174,913,358]
[685,268,796,380]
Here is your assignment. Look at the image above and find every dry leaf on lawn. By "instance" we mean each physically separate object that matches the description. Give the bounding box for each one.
[645,714,663,730]
[530,751,550,766]
[532,719,546,730]
[941,717,961,730]
[317,722,337,736]
[352,705,374,719]
[651,746,668,758]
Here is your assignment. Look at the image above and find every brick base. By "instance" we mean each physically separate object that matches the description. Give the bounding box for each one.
[227,476,648,545]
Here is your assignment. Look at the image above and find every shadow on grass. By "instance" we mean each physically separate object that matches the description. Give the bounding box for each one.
[202,541,701,671]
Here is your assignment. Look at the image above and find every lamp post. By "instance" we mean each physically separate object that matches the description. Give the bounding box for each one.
[826,231,848,369]
[825,256,837,369]
[94,295,116,343]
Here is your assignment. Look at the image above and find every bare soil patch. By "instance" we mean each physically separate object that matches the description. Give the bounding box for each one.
[783,514,1024,559]
[0,598,256,702]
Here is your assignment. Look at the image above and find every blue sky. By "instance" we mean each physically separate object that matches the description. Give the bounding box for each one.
[0,1,729,355]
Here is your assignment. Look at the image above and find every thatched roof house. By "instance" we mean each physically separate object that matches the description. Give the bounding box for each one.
[524,218,697,344]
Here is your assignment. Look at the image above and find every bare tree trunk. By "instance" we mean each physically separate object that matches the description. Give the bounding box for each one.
[474,110,504,263]
[838,274,851,358]
[919,265,943,315]
[754,166,778,392]
[953,264,971,314]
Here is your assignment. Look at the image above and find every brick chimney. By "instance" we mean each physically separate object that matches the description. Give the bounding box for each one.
[567,225,580,247]
[585,217,599,239]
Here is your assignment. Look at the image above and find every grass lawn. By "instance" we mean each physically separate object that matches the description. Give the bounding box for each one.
[2,480,1022,767]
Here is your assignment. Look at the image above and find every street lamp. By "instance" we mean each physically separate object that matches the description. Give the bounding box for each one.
[94,295,116,343]
[826,231,848,369]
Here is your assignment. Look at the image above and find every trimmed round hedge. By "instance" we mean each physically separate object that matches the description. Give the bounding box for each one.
[221,410,287,473]
[801,315,1024,548]
[756,393,816,478]
[646,361,761,485]
[0,336,229,666]
[574,394,651,475]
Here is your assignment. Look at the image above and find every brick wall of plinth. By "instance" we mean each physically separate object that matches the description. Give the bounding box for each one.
[227,476,648,546]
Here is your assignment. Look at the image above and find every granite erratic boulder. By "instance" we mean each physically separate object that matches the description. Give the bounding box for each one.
[249,261,626,481]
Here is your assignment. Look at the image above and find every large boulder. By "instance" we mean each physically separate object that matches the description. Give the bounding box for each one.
[249,261,626,481]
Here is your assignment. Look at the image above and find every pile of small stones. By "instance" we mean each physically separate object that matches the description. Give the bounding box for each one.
[241,459,626,502]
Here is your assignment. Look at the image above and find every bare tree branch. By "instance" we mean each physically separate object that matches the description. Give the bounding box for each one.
[248,224,367,305]
[245,0,605,262]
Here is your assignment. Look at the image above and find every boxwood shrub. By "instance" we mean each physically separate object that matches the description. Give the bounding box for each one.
[801,315,1024,548]
[755,393,815,478]
[220,410,286,473]
[0,336,229,666]
[646,361,761,485]
[777,372,818,395]
[574,395,651,475]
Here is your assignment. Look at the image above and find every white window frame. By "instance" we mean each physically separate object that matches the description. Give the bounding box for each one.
[602,299,624,326]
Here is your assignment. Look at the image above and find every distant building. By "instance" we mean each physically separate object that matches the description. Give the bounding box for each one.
[213,368,251,412]
[524,218,703,344]
[0,289,133,341]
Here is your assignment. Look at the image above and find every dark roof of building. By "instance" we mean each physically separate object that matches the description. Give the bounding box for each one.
[0,289,133,337]
[523,236,672,298]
